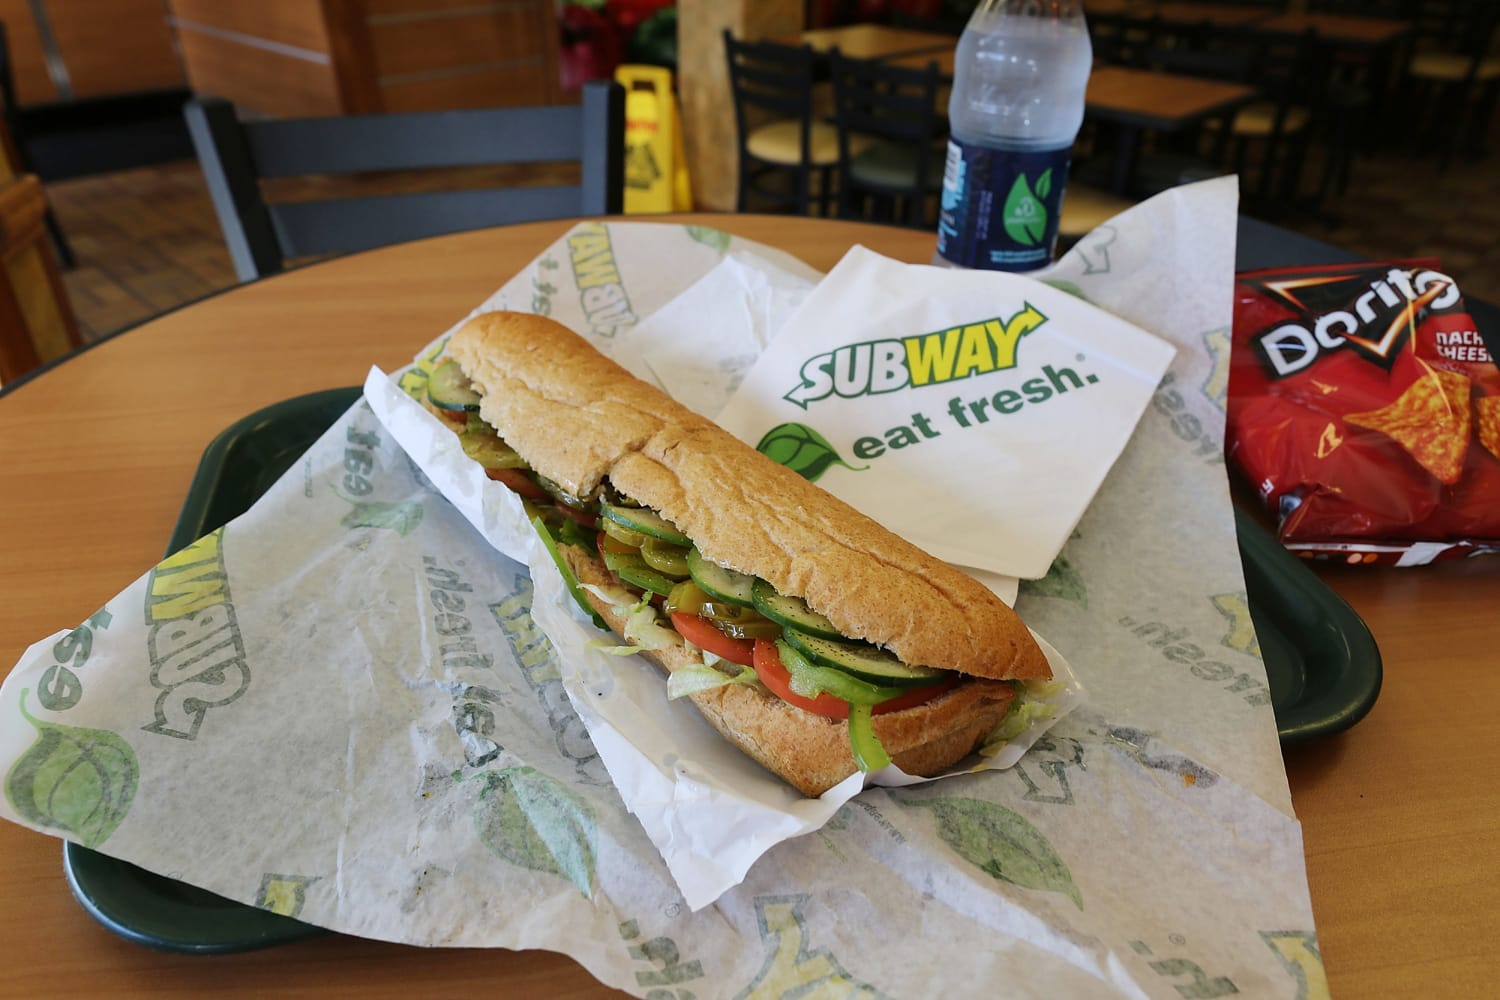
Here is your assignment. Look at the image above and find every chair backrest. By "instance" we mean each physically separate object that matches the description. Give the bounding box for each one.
[887,7,968,36]
[1134,19,1256,82]
[0,171,83,387]
[722,31,822,167]
[1409,0,1499,60]
[827,51,946,226]
[185,81,625,282]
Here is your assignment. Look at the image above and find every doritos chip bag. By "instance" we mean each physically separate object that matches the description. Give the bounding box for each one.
[1227,259,1500,566]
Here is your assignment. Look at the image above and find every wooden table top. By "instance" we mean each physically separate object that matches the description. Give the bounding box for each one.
[1137,2,1276,28]
[1,214,1496,999]
[886,54,1257,134]
[1257,11,1412,47]
[1085,63,1257,130]
[791,23,955,60]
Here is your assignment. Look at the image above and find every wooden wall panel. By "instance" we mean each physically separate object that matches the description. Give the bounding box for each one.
[367,7,546,79]
[0,0,59,104]
[366,0,561,109]
[175,27,342,118]
[379,64,553,113]
[167,0,333,52]
[363,0,518,15]
[679,0,805,211]
[47,0,186,98]
[166,0,562,117]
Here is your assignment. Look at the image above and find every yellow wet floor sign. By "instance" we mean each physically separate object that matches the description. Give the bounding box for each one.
[616,64,692,213]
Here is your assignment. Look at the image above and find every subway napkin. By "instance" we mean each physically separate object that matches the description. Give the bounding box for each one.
[714,247,1177,580]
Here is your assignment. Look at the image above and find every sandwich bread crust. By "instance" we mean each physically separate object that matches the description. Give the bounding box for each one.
[447,311,1050,683]
[562,547,1018,797]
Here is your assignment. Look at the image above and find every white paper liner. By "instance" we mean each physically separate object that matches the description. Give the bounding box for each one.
[0,198,1324,998]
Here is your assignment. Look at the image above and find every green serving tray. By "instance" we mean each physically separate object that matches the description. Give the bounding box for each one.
[62,387,1381,952]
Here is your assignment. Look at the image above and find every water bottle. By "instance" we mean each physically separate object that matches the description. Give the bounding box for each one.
[935,0,1092,271]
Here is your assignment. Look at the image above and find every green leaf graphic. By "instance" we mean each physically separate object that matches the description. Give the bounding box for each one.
[339,500,424,535]
[1019,554,1087,607]
[756,422,868,482]
[1003,174,1047,248]
[1034,168,1053,201]
[4,689,138,848]
[685,225,731,254]
[904,795,1082,909]
[475,766,596,898]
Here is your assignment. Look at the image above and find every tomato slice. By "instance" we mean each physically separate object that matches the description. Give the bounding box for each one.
[438,407,469,426]
[750,639,961,719]
[670,612,756,666]
[486,466,551,501]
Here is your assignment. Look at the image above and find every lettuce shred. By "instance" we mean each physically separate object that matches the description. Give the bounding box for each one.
[584,593,681,656]
[666,659,765,700]
[981,679,1063,754]
[581,582,639,612]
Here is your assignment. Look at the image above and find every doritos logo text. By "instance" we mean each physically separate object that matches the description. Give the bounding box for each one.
[1247,266,1462,378]
[783,305,1047,409]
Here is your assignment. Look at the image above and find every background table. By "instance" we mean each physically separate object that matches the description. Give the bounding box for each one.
[1,215,1496,999]
[790,23,954,60]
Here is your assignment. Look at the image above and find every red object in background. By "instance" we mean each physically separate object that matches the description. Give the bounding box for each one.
[559,1,675,92]
[1226,260,1500,566]
[608,0,673,36]
[809,0,944,28]
[559,5,622,92]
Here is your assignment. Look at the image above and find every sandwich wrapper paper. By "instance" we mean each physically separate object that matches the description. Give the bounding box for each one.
[0,179,1327,997]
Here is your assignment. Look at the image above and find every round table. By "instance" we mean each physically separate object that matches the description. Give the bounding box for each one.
[0,215,1495,998]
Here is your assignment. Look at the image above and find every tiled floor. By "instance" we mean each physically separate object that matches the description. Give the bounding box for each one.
[51,162,236,341]
[43,145,1500,344]
[1297,150,1500,305]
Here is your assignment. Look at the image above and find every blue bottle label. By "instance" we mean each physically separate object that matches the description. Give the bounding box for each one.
[936,139,1072,271]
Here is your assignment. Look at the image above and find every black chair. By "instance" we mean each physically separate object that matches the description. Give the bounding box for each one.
[723,30,840,217]
[828,51,946,228]
[1401,0,1500,168]
[886,7,969,36]
[1229,30,1327,215]
[1120,25,1325,216]
[185,81,624,282]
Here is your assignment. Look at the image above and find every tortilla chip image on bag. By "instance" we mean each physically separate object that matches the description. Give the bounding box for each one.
[1343,365,1470,485]
[1476,396,1500,462]
[1227,260,1500,566]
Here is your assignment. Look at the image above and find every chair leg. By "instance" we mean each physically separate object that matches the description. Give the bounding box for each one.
[45,209,74,269]
[816,166,833,218]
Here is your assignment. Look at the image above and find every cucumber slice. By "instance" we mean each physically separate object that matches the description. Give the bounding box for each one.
[686,549,756,607]
[603,551,678,596]
[777,639,898,705]
[782,628,947,686]
[428,359,482,411]
[751,580,842,640]
[599,502,691,546]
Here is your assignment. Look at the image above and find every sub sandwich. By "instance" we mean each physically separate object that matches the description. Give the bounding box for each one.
[423,311,1051,796]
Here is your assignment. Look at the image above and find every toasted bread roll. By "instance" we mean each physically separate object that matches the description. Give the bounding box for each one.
[447,311,1049,682]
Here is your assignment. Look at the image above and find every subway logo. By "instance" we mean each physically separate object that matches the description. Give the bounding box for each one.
[783,305,1047,409]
